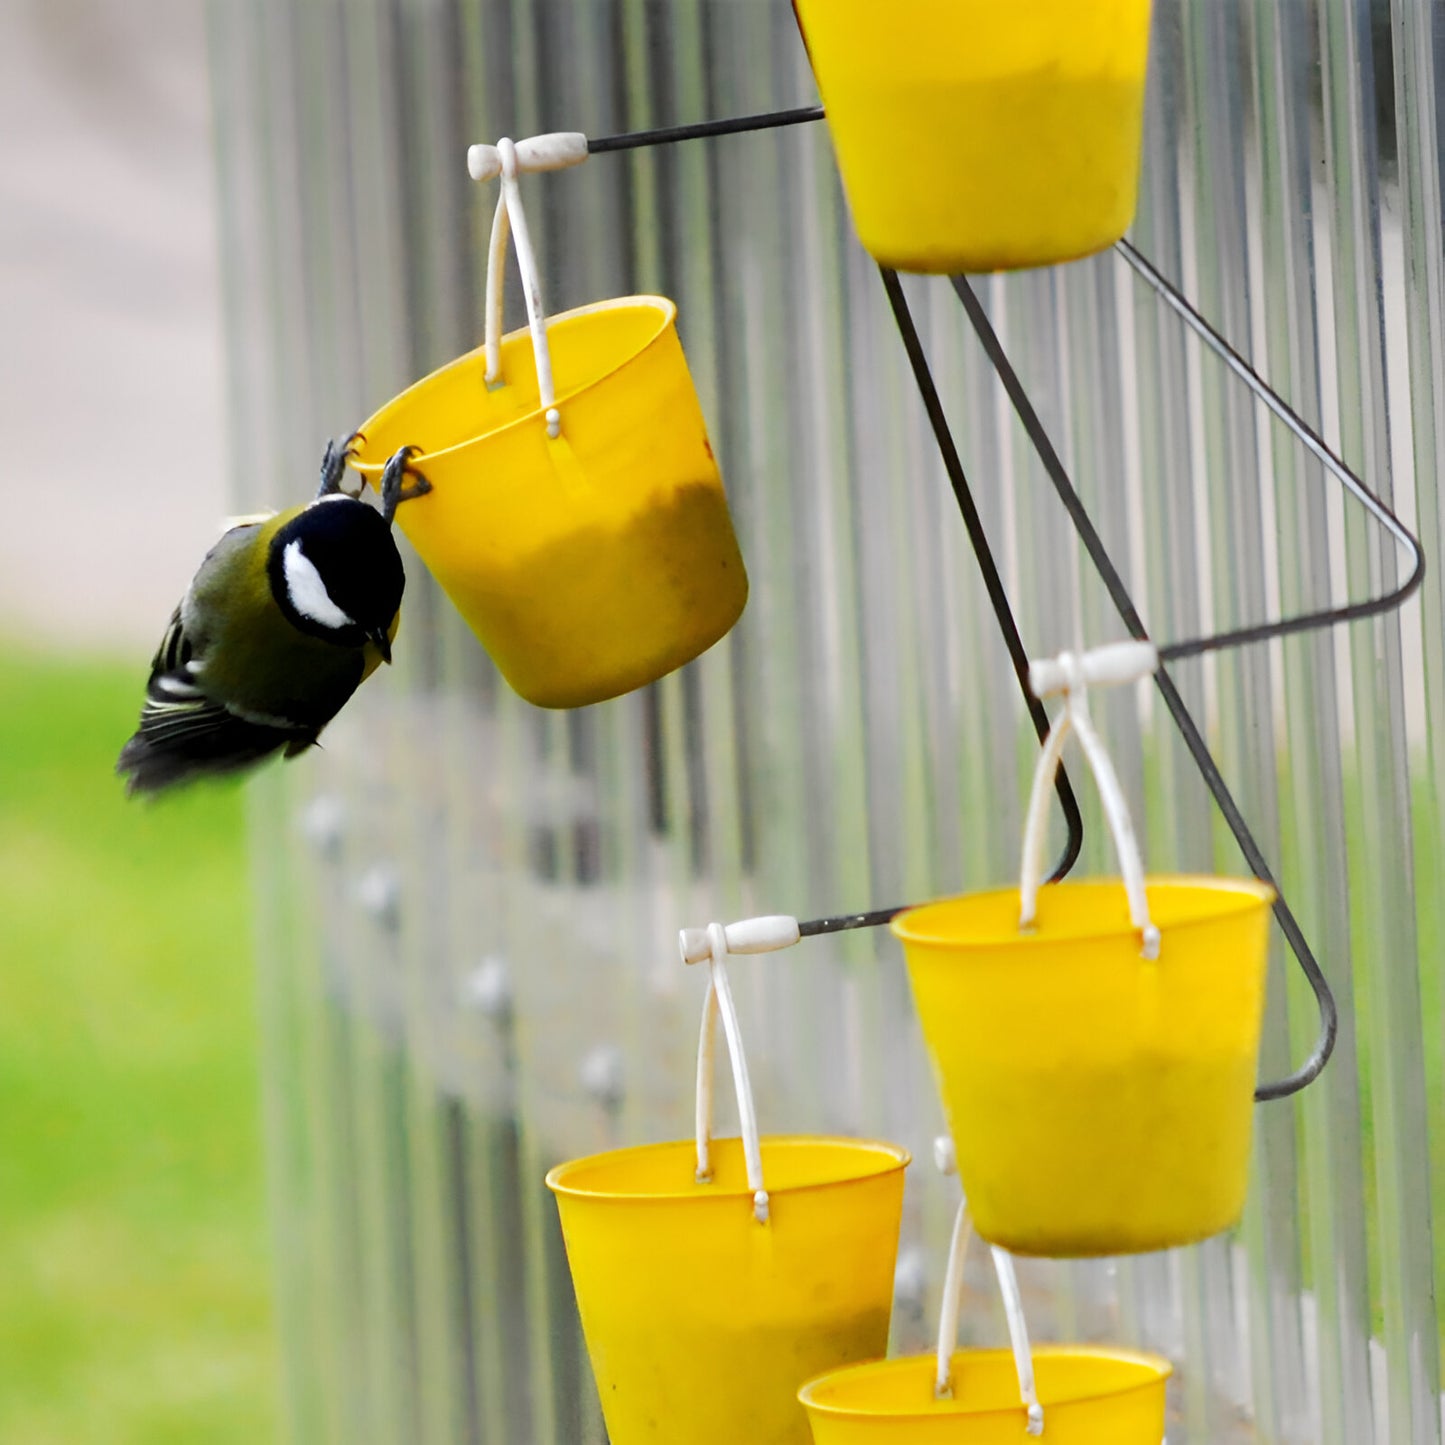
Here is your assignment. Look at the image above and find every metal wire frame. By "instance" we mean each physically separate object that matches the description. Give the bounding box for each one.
[570,101,1431,1101]
[942,274,1340,1100]
[800,272,1340,1101]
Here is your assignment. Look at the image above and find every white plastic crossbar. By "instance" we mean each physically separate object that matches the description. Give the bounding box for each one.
[678,914,800,964]
[1029,640,1158,698]
[467,132,589,180]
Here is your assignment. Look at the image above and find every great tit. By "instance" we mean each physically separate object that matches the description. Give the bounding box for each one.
[117,438,431,795]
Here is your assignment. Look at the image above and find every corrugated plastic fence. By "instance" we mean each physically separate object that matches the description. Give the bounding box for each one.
[206,2,1445,1440]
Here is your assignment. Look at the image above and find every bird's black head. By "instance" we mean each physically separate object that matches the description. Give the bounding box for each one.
[268,496,406,658]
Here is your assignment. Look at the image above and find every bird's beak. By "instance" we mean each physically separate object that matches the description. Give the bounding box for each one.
[368,628,393,664]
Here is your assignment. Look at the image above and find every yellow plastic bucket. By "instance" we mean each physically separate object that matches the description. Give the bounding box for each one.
[547,924,909,1443]
[800,1346,1171,1443]
[801,1200,1172,1441]
[354,139,746,707]
[792,0,1154,272]
[891,644,1274,1254]
[895,877,1273,1255]
[549,1135,909,1445]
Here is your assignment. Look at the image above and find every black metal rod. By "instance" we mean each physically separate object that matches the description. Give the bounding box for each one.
[880,266,1085,886]
[950,272,1337,1102]
[587,104,824,155]
[799,907,905,939]
[1113,238,1425,661]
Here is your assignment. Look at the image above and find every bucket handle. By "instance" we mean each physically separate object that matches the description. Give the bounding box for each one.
[688,921,771,1224]
[933,1197,1044,1435]
[1019,643,1162,959]
[467,132,588,440]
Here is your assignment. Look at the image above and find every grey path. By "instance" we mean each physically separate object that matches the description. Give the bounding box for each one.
[0,0,227,652]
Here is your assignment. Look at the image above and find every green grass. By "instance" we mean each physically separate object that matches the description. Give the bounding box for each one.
[0,645,277,1445]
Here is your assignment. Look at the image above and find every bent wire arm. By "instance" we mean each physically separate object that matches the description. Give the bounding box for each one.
[880,268,1084,886]
[1113,237,1424,661]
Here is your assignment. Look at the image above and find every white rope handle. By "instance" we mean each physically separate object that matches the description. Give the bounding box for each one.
[933,1201,971,1396]
[1019,643,1162,960]
[483,189,511,387]
[933,1201,1044,1434]
[991,1246,1044,1435]
[691,922,769,1224]
[471,133,587,441]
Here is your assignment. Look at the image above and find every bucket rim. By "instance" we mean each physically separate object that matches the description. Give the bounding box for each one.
[797,1344,1173,1418]
[351,294,680,473]
[891,873,1276,949]
[545,1133,910,1202]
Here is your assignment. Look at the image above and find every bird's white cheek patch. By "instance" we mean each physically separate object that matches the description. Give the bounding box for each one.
[283,540,355,630]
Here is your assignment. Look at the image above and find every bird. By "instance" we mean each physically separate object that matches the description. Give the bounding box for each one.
[117,437,431,796]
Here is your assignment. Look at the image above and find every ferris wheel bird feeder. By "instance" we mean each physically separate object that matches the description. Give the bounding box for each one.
[322,35,1429,1426]
[352,133,747,709]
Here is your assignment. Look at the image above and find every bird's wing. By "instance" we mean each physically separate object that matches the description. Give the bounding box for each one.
[117,597,314,795]
[150,603,197,681]
[136,628,236,739]
[117,695,310,793]
[138,593,313,735]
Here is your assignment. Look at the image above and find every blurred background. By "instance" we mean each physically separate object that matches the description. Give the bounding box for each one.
[0,2,277,1442]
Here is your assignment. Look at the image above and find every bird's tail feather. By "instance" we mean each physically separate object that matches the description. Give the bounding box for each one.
[116,715,314,795]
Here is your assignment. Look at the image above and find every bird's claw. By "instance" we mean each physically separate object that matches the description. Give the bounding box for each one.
[318,430,366,498]
[379,444,433,525]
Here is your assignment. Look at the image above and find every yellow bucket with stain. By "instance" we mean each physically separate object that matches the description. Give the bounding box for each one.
[793,0,1154,272]
[799,1346,1171,1443]
[893,876,1274,1255]
[353,296,747,708]
[547,1135,909,1444]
